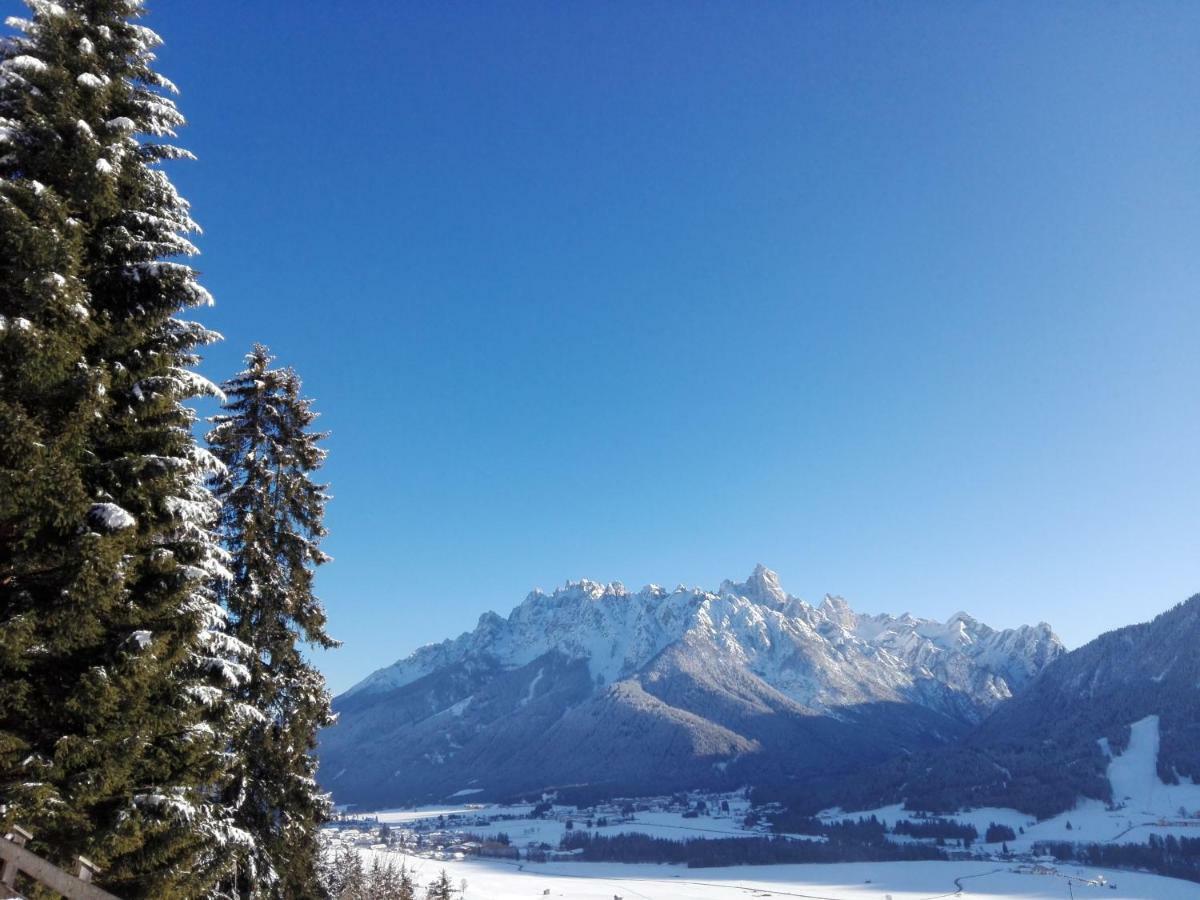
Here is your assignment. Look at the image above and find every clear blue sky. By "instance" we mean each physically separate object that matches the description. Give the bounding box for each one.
[142,1,1200,693]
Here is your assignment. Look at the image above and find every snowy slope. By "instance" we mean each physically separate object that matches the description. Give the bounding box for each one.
[321,567,1061,807]
[1103,715,1200,820]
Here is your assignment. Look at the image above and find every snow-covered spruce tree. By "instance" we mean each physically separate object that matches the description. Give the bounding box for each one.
[208,346,338,898]
[323,844,364,899]
[0,2,250,895]
[395,862,416,900]
[425,869,455,900]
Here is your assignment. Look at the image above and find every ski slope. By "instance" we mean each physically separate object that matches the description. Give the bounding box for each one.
[825,714,1200,851]
[1105,715,1200,817]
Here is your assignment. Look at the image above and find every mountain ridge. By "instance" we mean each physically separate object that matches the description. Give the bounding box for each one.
[321,566,1063,808]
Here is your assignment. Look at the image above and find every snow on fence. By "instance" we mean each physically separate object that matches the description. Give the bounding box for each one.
[0,825,120,900]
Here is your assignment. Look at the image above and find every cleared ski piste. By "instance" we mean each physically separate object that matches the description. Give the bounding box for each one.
[821,714,1200,853]
[358,850,1197,899]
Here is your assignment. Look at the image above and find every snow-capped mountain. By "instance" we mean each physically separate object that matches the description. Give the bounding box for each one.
[320,566,1062,807]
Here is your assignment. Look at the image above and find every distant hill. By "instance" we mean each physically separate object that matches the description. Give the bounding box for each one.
[318,566,1062,809]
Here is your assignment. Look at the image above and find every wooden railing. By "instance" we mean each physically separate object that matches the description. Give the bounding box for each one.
[0,826,120,900]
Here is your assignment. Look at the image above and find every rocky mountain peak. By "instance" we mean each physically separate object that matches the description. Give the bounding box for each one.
[719,564,788,607]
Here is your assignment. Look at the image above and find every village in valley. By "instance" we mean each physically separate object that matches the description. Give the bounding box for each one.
[315,789,1200,896]
[323,792,762,864]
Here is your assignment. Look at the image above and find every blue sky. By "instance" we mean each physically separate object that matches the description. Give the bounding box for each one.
[142,2,1200,693]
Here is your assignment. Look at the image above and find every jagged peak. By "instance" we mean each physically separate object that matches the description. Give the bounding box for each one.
[524,578,632,606]
[477,610,505,628]
[720,563,788,607]
[343,567,1064,709]
[820,593,851,611]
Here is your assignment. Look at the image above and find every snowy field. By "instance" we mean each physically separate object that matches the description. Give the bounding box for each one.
[363,799,789,848]
[821,714,1200,852]
[330,716,1200,897]
[359,851,1199,900]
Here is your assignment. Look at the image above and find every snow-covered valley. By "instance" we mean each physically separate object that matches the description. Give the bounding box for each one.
[321,579,1200,894]
[328,797,1198,898]
[341,852,1197,900]
[324,713,1200,896]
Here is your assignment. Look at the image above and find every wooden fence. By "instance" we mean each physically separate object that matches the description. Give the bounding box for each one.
[1,826,120,900]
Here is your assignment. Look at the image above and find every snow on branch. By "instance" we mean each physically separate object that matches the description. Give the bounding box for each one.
[88,502,136,531]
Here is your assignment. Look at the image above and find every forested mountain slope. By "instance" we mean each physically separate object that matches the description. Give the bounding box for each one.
[776,595,1200,819]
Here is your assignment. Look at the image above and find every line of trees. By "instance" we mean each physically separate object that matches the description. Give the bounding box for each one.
[1034,834,1200,884]
[892,817,978,844]
[984,822,1017,843]
[0,3,336,897]
[320,846,465,900]
[558,830,947,868]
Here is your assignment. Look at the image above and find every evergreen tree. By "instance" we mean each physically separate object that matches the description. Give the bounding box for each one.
[366,856,404,900]
[326,845,364,899]
[0,2,248,895]
[208,346,338,898]
[397,863,416,900]
[425,869,455,900]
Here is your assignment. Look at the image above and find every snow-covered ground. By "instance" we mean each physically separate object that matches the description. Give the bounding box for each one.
[1105,715,1200,817]
[358,851,1199,900]
[371,804,531,824]
[822,714,1200,852]
[357,716,1200,858]
[360,798,785,847]
[327,717,1200,897]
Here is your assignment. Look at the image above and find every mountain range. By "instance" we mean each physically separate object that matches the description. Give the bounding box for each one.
[319,566,1064,808]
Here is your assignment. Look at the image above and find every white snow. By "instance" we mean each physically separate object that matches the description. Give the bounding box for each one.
[76,72,107,89]
[365,801,799,849]
[354,852,1198,900]
[344,567,1062,724]
[30,2,66,17]
[88,502,136,531]
[134,790,197,821]
[520,667,544,706]
[5,55,48,74]
[828,715,1200,853]
[1107,715,1200,818]
[445,697,472,717]
[370,806,487,824]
